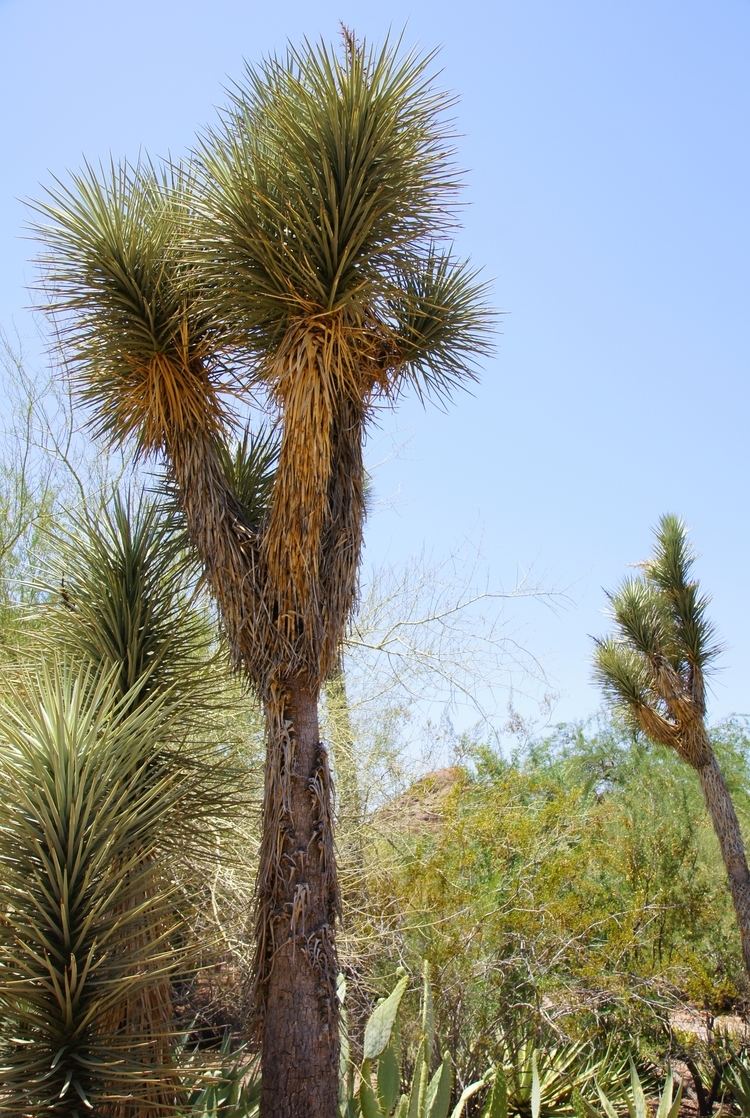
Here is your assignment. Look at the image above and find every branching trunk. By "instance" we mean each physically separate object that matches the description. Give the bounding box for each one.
[167,427,257,669]
[257,683,340,1118]
[696,750,750,976]
[168,423,349,1115]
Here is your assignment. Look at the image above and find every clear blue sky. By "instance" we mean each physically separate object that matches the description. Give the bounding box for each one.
[1,0,748,734]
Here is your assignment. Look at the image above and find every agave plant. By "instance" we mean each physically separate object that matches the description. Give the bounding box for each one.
[493,1030,627,1117]
[589,1061,682,1118]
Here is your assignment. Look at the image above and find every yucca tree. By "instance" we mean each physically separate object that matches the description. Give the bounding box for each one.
[34,32,491,1116]
[0,494,232,1116]
[594,514,750,978]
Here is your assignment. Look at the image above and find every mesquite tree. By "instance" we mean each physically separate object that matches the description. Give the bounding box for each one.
[34,33,491,1118]
[595,514,750,979]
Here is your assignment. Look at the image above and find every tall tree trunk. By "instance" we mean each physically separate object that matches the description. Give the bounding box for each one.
[169,428,345,1114]
[696,750,750,976]
[256,682,340,1118]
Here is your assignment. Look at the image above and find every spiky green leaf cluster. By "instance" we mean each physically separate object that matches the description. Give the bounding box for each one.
[0,493,244,1113]
[32,162,230,452]
[161,425,280,545]
[199,36,457,318]
[193,33,493,401]
[495,1030,628,1118]
[644,514,720,676]
[594,515,719,740]
[0,664,191,1112]
[386,251,491,405]
[35,31,493,475]
[590,1061,682,1118]
[41,492,218,720]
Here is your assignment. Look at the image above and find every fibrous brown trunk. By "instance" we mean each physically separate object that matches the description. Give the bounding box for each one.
[257,683,340,1118]
[167,424,347,1116]
[696,749,750,977]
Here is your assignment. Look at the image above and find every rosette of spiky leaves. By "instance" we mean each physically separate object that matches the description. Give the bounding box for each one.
[217,426,279,526]
[194,31,493,679]
[41,490,222,728]
[0,661,221,1115]
[594,515,721,758]
[589,1061,682,1118]
[495,1029,628,1118]
[39,488,242,934]
[31,156,285,687]
[31,160,230,456]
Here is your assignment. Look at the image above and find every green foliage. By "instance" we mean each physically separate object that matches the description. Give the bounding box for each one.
[360,716,750,1078]
[342,961,486,1118]
[594,515,719,739]
[182,1043,261,1117]
[196,34,492,392]
[42,492,218,715]
[0,664,194,1112]
[589,1061,681,1118]
[31,161,228,454]
[362,972,410,1061]
[0,491,242,1114]
[341,962,634,1118]
[669,1027,736,1115]
[495,1032,626,1117]
[725,1046,750,1114]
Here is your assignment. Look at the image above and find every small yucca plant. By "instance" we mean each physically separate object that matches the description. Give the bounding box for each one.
[0,664,187,1113]
[0,494,236,1116]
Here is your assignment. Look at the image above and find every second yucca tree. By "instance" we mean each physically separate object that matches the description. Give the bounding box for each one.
[35,32,491,1117]
[595,515,750,979]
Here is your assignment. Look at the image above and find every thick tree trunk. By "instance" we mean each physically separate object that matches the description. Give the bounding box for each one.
[168,427,345,1114]
[696,750,750,977]
[257,683,340,1118]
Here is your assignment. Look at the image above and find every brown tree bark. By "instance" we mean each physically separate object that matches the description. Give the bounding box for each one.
[696,749,750,977]
[168,429,343,1115]
[257,684,340,1118]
